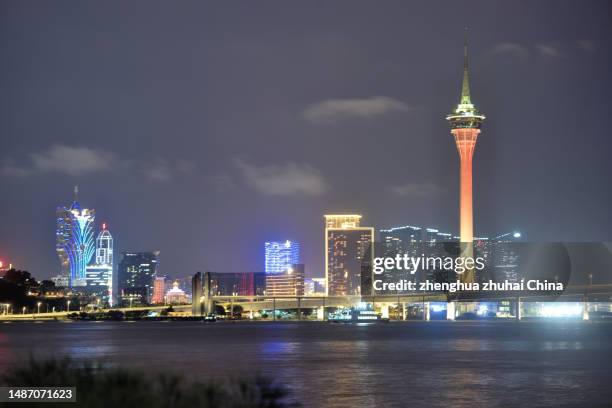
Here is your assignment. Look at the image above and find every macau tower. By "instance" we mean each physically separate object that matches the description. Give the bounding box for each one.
[446,34,485,283]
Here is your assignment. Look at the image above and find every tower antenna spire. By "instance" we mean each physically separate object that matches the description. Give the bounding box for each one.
[461,27,471,105]
[446,28,485,285]
[73,185,79,202]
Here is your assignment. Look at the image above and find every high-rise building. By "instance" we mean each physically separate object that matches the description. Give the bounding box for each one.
[192,272,206,316]
[446,33,485,283]
[85,224,113,286]
[265,263,305,297]
[380,224,522,292]
[95,223,113,265]
[151,275,167,304]
[380,225,455,250]
[379,225,455,292]
[488,232,522,283]
[85,223,114,305]
[56,186,96,287]
[325,215,374,296]
[117,251,159,305]
[265,241,300,274]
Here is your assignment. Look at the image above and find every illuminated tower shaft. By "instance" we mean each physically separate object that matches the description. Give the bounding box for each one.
[446,34,485,283]
[454,128,479,243]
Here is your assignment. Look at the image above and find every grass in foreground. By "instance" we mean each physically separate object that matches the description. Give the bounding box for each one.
[2,358,297,408]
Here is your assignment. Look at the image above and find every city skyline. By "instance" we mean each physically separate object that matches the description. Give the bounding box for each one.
[1,1,611,280]
[1,4,611,408]
[54,186,524,285]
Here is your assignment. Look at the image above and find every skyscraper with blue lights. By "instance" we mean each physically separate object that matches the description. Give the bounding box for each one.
[265,240,300,274]
[86,223,114,305]
[56,186,96,287]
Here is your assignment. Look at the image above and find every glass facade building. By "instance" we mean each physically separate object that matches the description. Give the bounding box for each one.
[264,240,300,274]
[117,251,159,305]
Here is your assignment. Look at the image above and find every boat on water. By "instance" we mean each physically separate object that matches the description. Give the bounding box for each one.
[328,308,388,323]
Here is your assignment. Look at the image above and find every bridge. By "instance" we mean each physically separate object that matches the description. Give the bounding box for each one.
[2,284,611,321]
[207,283,612,307]
[197,283,612,320]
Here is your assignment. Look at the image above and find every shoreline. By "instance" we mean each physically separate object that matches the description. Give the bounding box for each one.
[2,317,610,324]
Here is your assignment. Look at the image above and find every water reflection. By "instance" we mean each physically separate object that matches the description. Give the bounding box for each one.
[0,321,610,407]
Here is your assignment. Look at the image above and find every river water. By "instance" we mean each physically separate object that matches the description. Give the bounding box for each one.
[1,320,611,407]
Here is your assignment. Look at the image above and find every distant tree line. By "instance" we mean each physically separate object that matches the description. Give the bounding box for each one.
[0,269,75,312]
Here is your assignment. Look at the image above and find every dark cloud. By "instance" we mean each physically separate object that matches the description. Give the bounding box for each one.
[577,40,596,52]
[1,145,192,183]
[490,42,530,59]
[235,159,329,196]
[207,173,236,192]
[303,96,412,124]
[388,183,444,199]
[1,145,116,177]
[536,44,564,58]
[142,159,173,182]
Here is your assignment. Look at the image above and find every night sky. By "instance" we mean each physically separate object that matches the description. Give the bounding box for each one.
[1,1,611,280]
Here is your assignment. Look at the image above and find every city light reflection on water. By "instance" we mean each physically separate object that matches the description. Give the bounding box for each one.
[0,321,611,407]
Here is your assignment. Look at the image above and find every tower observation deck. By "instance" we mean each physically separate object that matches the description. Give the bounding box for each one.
[446,32,485,284]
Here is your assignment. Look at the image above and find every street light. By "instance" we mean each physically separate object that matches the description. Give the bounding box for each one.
[37,302,42,315]
[67,300,71,312]
[22,306,26,314]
